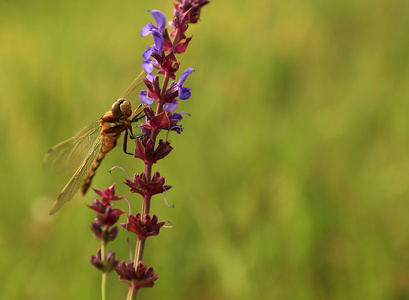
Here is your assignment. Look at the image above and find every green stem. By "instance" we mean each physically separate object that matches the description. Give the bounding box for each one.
[102,273,107,300]
[133,196,150,270]
[101,241,107,300]
[127,285,138,300]
[133,238,145,270]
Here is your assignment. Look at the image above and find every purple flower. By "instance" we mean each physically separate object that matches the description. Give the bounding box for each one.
[169,112,189,134]
[141,10,167,75]
[139,90,154,105]
[141,10,166,36]
[142,30,164,57]
[141,58,155,74]
[162,68,194,111]
[164,98,178,112]
[141,32,163,75]
[177,68,194,100]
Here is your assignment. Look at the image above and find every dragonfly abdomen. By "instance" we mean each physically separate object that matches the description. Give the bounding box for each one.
[80,147,108,195]
[80,114,130,196]
[79,136,119,196]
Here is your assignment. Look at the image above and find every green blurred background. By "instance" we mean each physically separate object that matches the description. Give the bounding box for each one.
[1,0,409,299]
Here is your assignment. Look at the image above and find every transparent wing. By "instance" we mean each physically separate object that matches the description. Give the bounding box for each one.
[49,139,102,215]
[43,122,101,174]
[119,70,146,100]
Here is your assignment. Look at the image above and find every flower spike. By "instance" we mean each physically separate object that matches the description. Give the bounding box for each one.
[86,3,210,297]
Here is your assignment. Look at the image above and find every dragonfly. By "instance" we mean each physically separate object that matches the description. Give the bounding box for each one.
[44,72,146,215]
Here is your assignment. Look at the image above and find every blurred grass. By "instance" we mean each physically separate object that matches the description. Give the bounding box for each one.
[1,0,409,299]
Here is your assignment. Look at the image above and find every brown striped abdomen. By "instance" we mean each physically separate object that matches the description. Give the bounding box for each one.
[80,148,108,196]
[80,134,123,195]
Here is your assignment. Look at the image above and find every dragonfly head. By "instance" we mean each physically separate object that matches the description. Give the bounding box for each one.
[112,98,132,119]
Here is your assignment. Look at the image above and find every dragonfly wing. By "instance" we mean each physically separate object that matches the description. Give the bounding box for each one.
[49,138,102,215]
[119,70,145,100]
[43,122,101,174]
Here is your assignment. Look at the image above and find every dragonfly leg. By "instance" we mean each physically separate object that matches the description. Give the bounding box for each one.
[123,127,144,155]
[123,104,145,155]
[131,104,145,118]
[127,114,145,139]
[127,126,137,140]
[131,113,145,123]
[123,129,133,155]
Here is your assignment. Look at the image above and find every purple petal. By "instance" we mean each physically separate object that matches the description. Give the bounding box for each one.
[178,68,195,85]
[164,99,178,112]
[139,90,154,105]
[141,23,155,37]
[142,47,153,59]
[149,10,166,32]
[170,125,182,134]
[146,73,154,82]
[178,87,191,100]
[177,68,194,99]
[142,59,154,74]
[171,112,183,120]
[152,30,163,53]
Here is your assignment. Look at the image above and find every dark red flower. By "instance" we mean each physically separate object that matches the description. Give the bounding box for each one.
[92,183,124,205]
[88,185,125,243]
[133,135,172,164]
[150,111,171,131]
[162,28,173,52]
[88,199,125,228]
[173,0,209,24]
[143,76,162,102]
[170,9,190,37]
[161,52,180,77]
[115,261,158,291]
[124,171,172,198]
[143,106,155,120]
[174,36,192,54]
[153,140,173,161]
[90,248,119,273]
[140,111,171,134]
[133,138,149,162]
[163,81,179,103]
[122,213,166,241]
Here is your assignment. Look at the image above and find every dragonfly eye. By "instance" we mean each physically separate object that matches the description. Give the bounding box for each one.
[112,98,132,119]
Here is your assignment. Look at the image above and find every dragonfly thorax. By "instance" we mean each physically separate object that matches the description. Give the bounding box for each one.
[112,98,132,120]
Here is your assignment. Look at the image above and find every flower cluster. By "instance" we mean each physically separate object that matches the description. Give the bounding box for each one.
[88,184,125,273]
[139,8,199,114]
[125,169,172,198]
[116,261,159,293]
[172,0,209,25]
[90,249,118,274]
[122,213,166,242]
